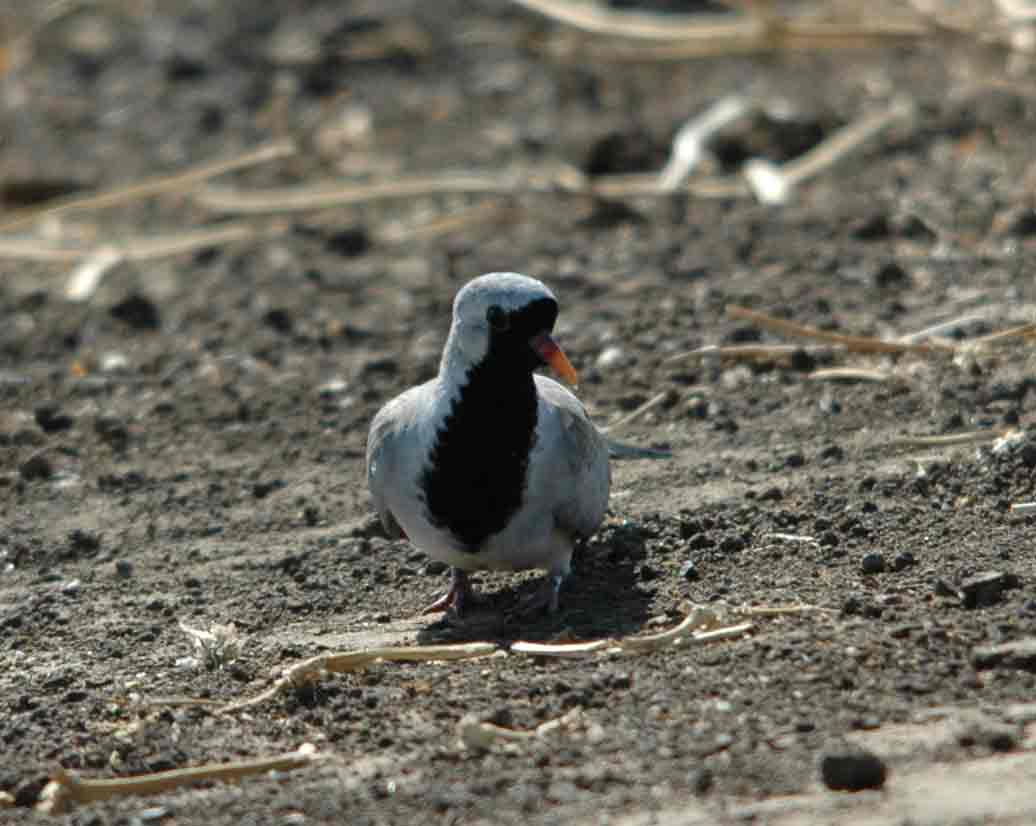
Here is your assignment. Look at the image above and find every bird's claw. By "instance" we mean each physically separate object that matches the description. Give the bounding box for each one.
[420,568,476,617]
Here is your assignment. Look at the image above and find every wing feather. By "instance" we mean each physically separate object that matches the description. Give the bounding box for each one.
[535,376,610,539]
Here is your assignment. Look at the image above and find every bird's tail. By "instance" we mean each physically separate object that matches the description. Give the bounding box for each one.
[606,439,672,460]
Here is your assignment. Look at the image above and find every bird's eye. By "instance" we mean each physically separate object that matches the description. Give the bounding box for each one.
[486,305,509,331]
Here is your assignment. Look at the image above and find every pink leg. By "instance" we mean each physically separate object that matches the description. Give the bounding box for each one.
[421,568,476,616]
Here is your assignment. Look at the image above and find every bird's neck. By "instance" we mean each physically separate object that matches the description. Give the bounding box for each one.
[423,342,539,550]
[441,347,537,414]
[439,331,536,404]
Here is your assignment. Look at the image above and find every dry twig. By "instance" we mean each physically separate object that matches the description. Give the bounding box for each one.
[511,607,752,658]
[376,201,520,243]
[193,100,907,214]
[663,343,846,365]
[0,140,294,232]
[511,0,927,53]
[658,95,752,190]
[808,367,896,383]
[889,430,1006,449]
[967,322,1036,349]
[37,745,320,814]
[220,643,496,713]
[726,305,956,355]
[0,222,257,267]
[601,390,673,434]
[897,313,991,344]
[458,707,586,752]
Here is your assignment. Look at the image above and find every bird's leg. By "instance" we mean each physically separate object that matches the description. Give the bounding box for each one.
[513,569,567,617]
[421,567,477,616]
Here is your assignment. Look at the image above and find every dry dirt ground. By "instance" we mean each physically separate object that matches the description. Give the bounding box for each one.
[4,1,1036,824]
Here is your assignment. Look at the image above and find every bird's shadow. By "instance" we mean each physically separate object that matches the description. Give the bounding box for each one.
[415,530,654,646]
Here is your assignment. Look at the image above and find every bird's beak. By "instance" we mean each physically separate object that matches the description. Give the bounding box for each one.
[530,332,579,386]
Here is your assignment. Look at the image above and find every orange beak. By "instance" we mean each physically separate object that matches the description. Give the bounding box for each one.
[531,333,579,386]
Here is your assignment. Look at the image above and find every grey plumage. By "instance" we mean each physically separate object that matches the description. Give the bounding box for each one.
[365,272,650,615]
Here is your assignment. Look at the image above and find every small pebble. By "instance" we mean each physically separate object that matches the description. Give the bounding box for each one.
[595,346,626,369]
[819,746,887,791]
[100,352,130,372]
[424,560,448,576]
[873,260,909,289]
[114,559,133,578]
[684,396,709,419]
[850,212,891,241]
[892,551,916,571]
[110,292,161,330]
[860,552,885,575]
[934,578,959,598]
[679,560,699,581]
[690,766,713,796]
[68,528,101,553]
[19,453,53,480]
[960,570,1020,609]
[34,404,73,433]
[263,308,294,334]
[954,713,1018,753]
[325,227,370,258]
[973,638,1036,672]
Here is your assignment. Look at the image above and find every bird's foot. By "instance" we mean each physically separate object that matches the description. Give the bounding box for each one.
[421,568,478,617]
[511,572,565,618]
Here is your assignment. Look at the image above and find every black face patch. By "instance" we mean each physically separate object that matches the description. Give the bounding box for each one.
[420,296,558,551]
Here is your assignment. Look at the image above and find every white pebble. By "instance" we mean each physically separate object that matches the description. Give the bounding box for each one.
[596,346,626,369]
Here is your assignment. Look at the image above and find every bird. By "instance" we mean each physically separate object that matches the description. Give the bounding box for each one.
[366,272,660,617]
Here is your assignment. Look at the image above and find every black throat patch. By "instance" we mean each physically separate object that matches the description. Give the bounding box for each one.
[420,297,557,552]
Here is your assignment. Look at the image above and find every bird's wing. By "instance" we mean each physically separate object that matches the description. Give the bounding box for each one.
[365,392,417,540]
[535,375,610,539]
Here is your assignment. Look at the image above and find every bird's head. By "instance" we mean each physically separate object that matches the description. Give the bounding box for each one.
[442,272,578,386]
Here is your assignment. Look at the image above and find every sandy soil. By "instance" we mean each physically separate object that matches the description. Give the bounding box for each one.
[3,1,1036,823]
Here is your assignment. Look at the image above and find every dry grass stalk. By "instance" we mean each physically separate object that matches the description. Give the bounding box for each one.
[658,95,752,190]
[889,430,1006,448]
[511,0,927,49]
[197,173,520,214]
[511,607,752,657]
[663,343,846,365]
[726,305,956,355]
[808,367,895,383]
[601,390,672,434]
[195,168,750,215]
[377,201,520,243]
[593,171,748,199]
[604,25,929,59]
[459,707,585,752]
[36,746,320,814]
[0,140,295,232]
[220,643,496,713]
[0,224,258,265]
[734,603,833,617]
[65,247,123,301]
[510,639,614,657]
[763,533,819,545]
[190,97,905,215]
[743,100,913,204]
[779,101,914,190]
[967,322,1036,348]
[897,313,992,344]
